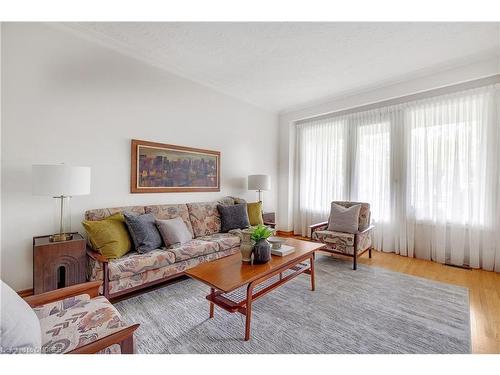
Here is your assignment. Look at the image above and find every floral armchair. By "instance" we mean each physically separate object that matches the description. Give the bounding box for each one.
[1,281,139,354]
[310,201,374,270]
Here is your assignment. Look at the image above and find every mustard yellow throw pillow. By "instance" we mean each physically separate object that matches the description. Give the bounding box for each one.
[82,213,131,259]
[247,202,264,226]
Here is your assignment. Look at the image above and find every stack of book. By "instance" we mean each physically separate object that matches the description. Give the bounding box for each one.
[271,245,295,257]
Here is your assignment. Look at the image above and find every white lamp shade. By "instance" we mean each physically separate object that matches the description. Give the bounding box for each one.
[248,174,271,191]
[32,164,91,196]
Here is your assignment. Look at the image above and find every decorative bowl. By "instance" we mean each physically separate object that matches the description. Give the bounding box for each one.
[267,236,286,250]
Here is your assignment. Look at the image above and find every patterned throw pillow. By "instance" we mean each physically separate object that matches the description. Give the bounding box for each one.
[217,204,250,233]
[123,212,163,253]
[327,203,361,234]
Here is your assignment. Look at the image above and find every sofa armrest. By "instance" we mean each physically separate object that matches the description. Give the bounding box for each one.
[24,281,102,307]
[87,247,109,263]
[67,324,140,354]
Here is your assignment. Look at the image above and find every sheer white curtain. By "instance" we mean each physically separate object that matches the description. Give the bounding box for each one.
[405,87,500,270]
[293,117,348,235]
[293,85,500,271]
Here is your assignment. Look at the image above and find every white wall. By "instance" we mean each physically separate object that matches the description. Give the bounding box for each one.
[1,23,278,291]
[277,57,500,231]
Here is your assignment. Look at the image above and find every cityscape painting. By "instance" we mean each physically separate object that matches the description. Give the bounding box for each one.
[131,139,220,193]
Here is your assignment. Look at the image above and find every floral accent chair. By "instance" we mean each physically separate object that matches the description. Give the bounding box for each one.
[310,201,374,270]
[24,281,139,354]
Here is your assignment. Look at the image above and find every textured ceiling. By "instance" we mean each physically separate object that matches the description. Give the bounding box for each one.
[61,22,500,112]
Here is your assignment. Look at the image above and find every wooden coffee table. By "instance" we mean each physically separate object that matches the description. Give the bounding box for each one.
[185,238,324,340]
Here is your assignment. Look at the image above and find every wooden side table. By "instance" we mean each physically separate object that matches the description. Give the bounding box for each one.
[33,233,87,295]
[262,212,276,228]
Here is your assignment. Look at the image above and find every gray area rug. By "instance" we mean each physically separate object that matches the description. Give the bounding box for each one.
[114,255,471,353]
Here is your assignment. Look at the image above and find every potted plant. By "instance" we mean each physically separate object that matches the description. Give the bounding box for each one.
[250,224,273,264]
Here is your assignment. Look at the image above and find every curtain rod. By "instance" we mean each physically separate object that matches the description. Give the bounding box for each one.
[295,74,500,125]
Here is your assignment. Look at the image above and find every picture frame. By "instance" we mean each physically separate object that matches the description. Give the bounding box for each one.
[130,139,220,193]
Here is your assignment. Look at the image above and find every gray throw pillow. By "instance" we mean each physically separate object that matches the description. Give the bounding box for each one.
[327,203,361,233]
[0,280,42,354]
[217,203,250,233]
[156,217,192,246]
[123,212,163,253]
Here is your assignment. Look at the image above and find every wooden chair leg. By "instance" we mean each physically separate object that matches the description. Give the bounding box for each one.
[353,253,357,270]
[120,335,134,354]
[369,247,372,258]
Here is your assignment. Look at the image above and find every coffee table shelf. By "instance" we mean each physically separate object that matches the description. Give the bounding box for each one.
[207,261,310,309]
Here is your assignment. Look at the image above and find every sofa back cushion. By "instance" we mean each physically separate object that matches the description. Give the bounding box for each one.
[85,206,145,221]
[144,204,194,238]
[186,202,221,237]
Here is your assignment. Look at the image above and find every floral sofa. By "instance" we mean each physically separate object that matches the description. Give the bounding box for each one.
[86,198,244,299]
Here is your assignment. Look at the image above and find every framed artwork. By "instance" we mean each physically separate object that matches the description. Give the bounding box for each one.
[130,139,220,193]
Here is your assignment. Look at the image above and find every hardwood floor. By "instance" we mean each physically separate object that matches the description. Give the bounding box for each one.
[281,233,500,353]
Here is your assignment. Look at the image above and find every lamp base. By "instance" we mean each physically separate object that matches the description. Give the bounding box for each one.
[49,233,73,242]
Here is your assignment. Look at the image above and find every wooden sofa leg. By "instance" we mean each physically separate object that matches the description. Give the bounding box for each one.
[120,336,134,354]
[369,247,372,258]
[353,252,357,270]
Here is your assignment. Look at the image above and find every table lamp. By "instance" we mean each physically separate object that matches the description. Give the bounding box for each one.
[32,164,91,242]
[248,174,271,204]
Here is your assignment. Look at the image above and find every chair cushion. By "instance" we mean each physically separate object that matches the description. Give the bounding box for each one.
[82,213,131,259]
[313,230,355,255]
[167,239,219,262]
[247,201,264,226]
[217,203,250,232]
[156,217,192,246]
[198,233,241,251]
[124,212,163,253]
[327,203,361,233]
[144,204,194,238]
[35,295,127,354]
[108,249,176,281]
[0,280,42,354]
[186,202,221,237]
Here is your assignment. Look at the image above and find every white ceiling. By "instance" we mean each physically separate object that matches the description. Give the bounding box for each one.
[61,22,500,113]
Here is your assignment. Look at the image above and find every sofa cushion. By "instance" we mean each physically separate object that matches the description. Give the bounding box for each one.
[217,203,250,232]
[145,204,194,238]
[107,247,240,295]
[198,233,241,251]
[36,295,127,354]
[186,202,221,237]
[82,213,131,259]
[156,217,192,246]
[0,280,42,354]
[124,212,163,253]
[108,249,176,281]
[247,201,264,226]
[85,206,145,221]
[167,239,218,262]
